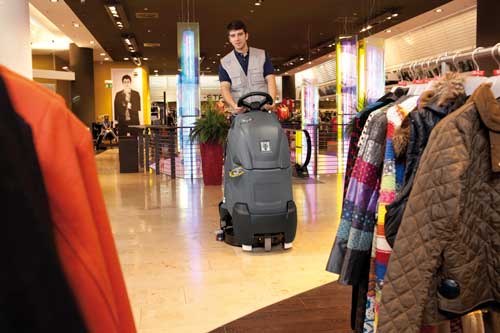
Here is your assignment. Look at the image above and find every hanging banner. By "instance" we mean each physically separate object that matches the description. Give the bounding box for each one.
[336,35,358,173]
[358,37,385,109]
[111,68,144,135]
[177,22,201,178]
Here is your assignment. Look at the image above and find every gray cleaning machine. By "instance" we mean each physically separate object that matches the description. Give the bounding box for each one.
[218,92,297,252]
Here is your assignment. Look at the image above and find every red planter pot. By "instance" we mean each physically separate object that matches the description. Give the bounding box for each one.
[200,142,224,186]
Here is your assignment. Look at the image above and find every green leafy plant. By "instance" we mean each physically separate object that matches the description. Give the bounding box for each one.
[190,103,229,144]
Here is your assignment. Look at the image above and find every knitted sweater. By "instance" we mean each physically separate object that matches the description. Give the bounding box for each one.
[364,96,418,332]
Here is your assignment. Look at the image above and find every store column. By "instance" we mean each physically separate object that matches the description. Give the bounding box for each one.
[0,0,32,78]
[477,0,500,74]
[69,43,96,126]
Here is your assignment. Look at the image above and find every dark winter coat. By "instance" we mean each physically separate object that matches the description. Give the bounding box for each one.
[384,83,467,247]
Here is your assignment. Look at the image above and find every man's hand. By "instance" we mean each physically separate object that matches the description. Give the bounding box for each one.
[232,105,246,114]
[263,103,276,112]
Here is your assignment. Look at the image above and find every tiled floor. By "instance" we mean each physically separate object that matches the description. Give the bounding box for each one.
[96,149,344,333]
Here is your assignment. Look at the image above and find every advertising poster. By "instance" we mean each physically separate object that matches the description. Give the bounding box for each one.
[111,68,144,134]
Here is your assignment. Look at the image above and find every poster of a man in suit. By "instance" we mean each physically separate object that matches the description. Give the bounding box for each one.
[112,69,144,135]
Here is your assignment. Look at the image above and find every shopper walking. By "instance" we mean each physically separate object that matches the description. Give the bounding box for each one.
[219,20,277,114]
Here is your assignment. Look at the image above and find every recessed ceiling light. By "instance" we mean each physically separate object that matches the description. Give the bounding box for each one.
[144,7,148,11]
[299,57,304,61]
[387,16,392,20]
[50,0,59,2]
[143,57,149,60]
[284,72,289,75]
[72,22,80,28]
[216,53,221,57]
[124,57,129,60]
[290,62,294,65]
[90,40,95,44]
[254,0,262,6]
[308,61,312,65]
[392,13,399,17]
[62,66,69,70]
[386,29,392,33]
[250,9,254,13]
[147,29,152,33]
[435,8,443,13]
[100,52,106,56]
[154,69,159,73]
[277,68,280,71]
[104,57,110,61]
[206,67,210,70]
[212,61,216,64]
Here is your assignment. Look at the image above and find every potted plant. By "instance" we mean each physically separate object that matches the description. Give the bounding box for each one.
[190,103,229,185]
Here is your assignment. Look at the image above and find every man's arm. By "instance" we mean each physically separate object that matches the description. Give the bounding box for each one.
[266,74,277,107]
[263,52,277,111]
[220,81,241,112]
[219,63,244,114]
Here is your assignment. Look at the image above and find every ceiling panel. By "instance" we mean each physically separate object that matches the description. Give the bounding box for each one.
[64,0,453,74]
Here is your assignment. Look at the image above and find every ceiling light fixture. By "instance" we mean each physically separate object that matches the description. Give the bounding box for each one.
[299,57,304,61]
[105,4,130,30]
[143,57,149,60]
[90,40,95,44]
[62,66,69,70]
[50,0,59,2]
[154,69,159,73]
[254,0,263,6]
[72,22,80,28]
[435,8,443,13]
[100,52,106,56]
[124,57,129,60]
[104,57,110,61]
[386,29,392,33]
[392,13,399,17]
[308,61,312,65]
[216,53,221,57]
[122,34,140,56]
[284,72,289,75]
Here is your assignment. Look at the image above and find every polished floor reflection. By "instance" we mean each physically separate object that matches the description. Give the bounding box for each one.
[96,149,343,333]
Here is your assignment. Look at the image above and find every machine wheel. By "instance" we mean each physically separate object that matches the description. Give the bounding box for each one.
[264,237,272,252]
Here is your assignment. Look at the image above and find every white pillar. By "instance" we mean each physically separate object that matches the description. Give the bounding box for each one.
[0,0,32,79]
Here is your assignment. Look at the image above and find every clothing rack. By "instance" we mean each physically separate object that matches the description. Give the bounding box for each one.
[386,43,500,74]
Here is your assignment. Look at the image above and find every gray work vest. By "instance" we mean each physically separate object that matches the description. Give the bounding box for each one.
[221,47,269,110]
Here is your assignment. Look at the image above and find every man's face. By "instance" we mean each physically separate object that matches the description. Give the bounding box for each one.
[228,29,248,50]
[122,78,132,91]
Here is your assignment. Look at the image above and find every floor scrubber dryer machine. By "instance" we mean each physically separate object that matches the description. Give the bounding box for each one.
[218,92,297,252]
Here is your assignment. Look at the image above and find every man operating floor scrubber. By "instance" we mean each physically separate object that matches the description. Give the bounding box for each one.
[217,20,297,252]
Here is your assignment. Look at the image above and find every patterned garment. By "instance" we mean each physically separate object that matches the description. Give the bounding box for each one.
[364,97,419,333]
[326,109,388,285]
[343,101,393,199]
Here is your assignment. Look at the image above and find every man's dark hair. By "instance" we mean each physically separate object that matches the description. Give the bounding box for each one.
[226,20,247,34]
[122,74,132,82]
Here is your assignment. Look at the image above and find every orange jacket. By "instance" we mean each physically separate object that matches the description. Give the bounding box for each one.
[0,66,136,333]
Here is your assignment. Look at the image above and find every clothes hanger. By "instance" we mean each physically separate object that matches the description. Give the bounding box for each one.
[452,50,461,73]
[408,62,418,96]
[464,47,488,96]
[487,43,500,98]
